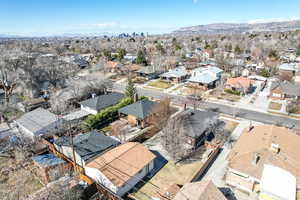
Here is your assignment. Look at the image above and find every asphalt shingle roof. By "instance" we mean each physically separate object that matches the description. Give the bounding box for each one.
[54,130,120,162]
[16,108,59,135]
[271,81,300,96]
[80,92,124,111]
[118,99,157,120]
[182,110,219,138]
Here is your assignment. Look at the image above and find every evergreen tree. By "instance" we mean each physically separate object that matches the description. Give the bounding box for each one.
[136,50,147,65]
[117,48,127,60]
[125,79,137,100]
[297,45,300,56]
[234,45,242,54]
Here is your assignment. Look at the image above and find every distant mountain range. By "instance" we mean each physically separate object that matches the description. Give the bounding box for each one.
[173,20,300,35]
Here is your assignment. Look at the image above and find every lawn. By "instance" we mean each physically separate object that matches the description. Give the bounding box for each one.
[208,89,241,102]
[100,125,112,133]
[148,80,174,89]
[133,77,147,84]
[129,160,204,200]
[268,102,282,111]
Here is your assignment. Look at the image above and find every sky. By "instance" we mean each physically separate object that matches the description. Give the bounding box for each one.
[1,0,300,36]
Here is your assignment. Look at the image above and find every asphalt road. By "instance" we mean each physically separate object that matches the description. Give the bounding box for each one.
[113,83,300,131]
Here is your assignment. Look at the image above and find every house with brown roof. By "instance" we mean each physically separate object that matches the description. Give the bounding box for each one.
[226,125,300,193]
[172,181,227,200]
[105,61,122,73]
[269,81,300,100]
[84,142,156,197]
[225,77,254,95]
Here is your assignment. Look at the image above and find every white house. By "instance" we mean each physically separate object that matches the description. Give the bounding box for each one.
[80,93,124,115]
[15,108,64,140]
[187,66,223,89]
[54,131,120,167]
[85,142,156,196]
[259,164,296,200]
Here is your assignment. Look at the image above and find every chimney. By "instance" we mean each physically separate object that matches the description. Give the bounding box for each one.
[134,93,139,102]
[270,143,280,154]
[252,153,260,165]
[248,121,254,132]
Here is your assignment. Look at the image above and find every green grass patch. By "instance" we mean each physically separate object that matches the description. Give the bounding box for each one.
[224,88,241,96]
[148,80,174,89]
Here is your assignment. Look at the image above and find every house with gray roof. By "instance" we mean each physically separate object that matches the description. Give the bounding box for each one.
[136,66,163,80]
[269,81,300,100]
[180,109,220,149]
[159,66,189,83]
[118,99,158,128]
[187,66,223,90]
[15,108,64,140]
[54,130,120,167]
[80,92,124,115]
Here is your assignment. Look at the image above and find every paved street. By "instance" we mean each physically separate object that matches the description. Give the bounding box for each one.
[113,82,300,131]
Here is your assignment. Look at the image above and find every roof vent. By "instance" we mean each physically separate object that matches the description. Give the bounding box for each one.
[252,152,260,165]
[270,143,280,154]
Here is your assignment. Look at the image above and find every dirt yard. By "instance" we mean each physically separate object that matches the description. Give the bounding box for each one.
[0,156,43,200]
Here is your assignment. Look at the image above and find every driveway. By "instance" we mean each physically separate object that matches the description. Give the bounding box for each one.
[200,119,261,187]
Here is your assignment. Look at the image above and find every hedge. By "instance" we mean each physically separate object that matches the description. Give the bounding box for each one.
[224,88,241,96]
[83,97,133,130]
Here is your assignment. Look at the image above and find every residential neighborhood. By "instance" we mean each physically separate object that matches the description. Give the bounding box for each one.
[2,1,300,200]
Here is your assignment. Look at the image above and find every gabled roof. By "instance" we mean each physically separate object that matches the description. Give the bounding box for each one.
[188,72,218,84]
[106,61,120,69]
[160,66,188,78]
[270,81,300,96]
[16,108,60,135]
[136,66,162,75]
[118,99,157,120]
[226,77,254,88]
[228,125,300,182]
[180,110,219,138]
[173,181,227,200]
[54,131,120,162]
[279,63,296,71]
[188,66,222,84]
[85,142,156,187]
[80,92,124,111]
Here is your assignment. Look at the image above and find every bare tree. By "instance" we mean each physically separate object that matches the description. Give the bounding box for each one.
[111,119,130,143]
[0,65,18,105]
[149,97,172,130]
[161,113,189,161]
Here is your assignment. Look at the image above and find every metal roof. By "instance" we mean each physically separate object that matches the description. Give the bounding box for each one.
[160,66,188,78]
[16,108,60,135]
[188,72,218,84]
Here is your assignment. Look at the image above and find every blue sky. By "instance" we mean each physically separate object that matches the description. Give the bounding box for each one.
[1,0,300,36]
